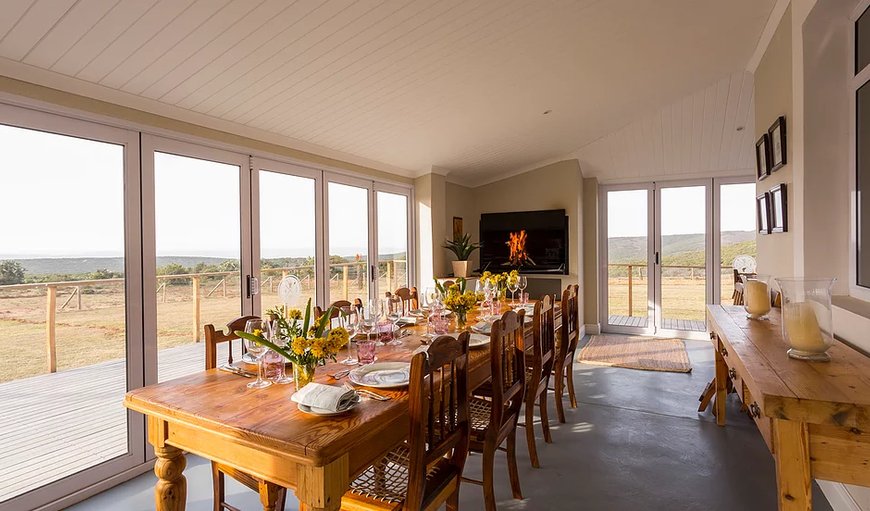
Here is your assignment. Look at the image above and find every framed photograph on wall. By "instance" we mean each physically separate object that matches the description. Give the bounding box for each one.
[452,216,463,240]
[768,116,787,172]
[757,192,771,234]
[769,184,788,233]
[756,134,771,181]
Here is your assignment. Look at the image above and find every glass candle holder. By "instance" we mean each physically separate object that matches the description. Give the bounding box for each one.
[741,274,772,319]
[775,277,837,362]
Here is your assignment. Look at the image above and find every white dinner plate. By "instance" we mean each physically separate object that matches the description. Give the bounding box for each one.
[349,362,411,388]
[297,397,360,416]
[468,333,490,349]
[471,322,492,335]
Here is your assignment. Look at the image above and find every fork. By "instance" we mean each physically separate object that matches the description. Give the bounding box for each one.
[344,382,391,401]
[329,368,352,380]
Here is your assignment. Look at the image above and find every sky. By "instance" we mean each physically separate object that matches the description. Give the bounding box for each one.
[607,183,756,238]
[0,123,408,259]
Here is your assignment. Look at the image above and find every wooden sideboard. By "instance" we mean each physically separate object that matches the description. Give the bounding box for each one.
[707,304,870,511]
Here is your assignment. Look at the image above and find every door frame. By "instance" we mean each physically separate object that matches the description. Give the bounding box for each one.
[373,182,416,300]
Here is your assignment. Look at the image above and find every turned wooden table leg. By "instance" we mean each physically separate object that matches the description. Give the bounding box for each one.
[713,340,727,426]
[772,419,812,511]
[154,444,187,511]
[295,455,349,511]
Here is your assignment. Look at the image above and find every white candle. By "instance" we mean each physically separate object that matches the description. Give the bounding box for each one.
[744,279,771,317]
[783,301,828,352]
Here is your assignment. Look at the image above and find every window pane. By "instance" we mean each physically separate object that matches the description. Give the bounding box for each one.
[259,170,317,309]
[858,7,870,74]
[328,182,369,304]
[659,186,706,329]
[154,152,241,382]
[377,191,409,295]
[719,183,757,304]
[0,125,128,501]
[858,83,870,287]
[606,189,649,327]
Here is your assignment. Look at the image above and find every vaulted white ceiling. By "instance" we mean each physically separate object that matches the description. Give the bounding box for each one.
[0,0,775,184]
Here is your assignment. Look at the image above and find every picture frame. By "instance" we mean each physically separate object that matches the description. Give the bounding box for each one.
[757,192,771,235]
[756,134,771,181]
[452,216,463,240]
[768,116,787,172]
[769,183,788,233]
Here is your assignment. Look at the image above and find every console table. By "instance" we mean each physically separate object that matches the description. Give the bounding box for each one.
[707,304,870,511]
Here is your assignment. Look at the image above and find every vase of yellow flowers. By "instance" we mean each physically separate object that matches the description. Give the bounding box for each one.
[238,298,348,391]
[480,270,519,302]
[437,278,477,329]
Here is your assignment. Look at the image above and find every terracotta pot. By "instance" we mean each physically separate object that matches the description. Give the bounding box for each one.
[452,260,468,278]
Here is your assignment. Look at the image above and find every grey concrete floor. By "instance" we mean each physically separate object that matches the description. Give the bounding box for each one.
[69,336,832,510]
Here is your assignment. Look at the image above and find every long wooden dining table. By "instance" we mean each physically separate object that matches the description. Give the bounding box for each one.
[124,302,560,511]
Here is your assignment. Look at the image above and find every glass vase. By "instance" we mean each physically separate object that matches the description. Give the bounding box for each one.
[293,361,317,391]
[775,278,836,362]
[455,309,468,330]
[741,274,772,319]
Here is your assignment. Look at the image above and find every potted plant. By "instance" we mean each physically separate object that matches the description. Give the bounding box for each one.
[443,232,480,278]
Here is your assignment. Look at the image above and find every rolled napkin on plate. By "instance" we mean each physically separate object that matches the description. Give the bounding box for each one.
[291,382,360,413]
[397,316,418,326]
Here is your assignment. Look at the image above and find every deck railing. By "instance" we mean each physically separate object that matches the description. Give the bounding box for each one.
[608,263,732,317]
[0,260,407,374]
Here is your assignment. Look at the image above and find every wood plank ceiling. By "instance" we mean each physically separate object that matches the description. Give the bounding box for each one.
[0,0,775,185]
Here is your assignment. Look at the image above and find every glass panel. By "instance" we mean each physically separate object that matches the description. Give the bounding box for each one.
[0,125,128,501]
[154,152,241,382]
[857,7,870,74]
[259,171,317,310]
[376,191,409,295]
[719,183,758,304]
[858,83,870,287]
[328,182,369,304]
[606,190,649,327]
[660,186,707,331]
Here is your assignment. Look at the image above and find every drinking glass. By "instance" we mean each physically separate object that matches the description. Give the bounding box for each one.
[385,297,404,346]
[339,306,358,365]
[268,320,294,384]
[359,300,378,346]
[424,286,440,309]
[517,276,528,305]
[243,319,272,389]
[356,338,377,365]
[507,280,519,305]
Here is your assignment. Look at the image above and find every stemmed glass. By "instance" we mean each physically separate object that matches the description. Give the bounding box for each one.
[507,279,519,305]
[269,320,294,384]
[360,300,378,346]
[243,319,272,389]
[517,276,528,305]
[338,306,358,365]
[385,297,404,346]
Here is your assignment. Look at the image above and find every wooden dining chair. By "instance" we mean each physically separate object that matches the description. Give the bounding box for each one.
[391,287,420,309]
[465,309,526,511]
[203,316,288,511]
[521,295,556,468]
[342,333,471,511]
[315,299,357,319]
[552,285,579,423]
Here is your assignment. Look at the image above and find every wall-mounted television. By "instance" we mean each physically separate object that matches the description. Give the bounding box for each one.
[479,209,568,274]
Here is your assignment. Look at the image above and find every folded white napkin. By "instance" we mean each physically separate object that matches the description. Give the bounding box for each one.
[398,316,418,325]
[291,383,359,412]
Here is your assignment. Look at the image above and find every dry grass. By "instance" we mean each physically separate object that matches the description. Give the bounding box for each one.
[0,274,404,383]
[607,272,736,321]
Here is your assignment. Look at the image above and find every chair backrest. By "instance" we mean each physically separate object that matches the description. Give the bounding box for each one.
[315,300,356,320]
[530,295,556,386]
[204,315,258,370]
[488,309,526,435]
[392,287,420,310]
[405,333,470,510]
[557,285,579,365]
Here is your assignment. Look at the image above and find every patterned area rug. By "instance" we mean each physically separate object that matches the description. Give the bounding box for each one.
[577,335,692,373]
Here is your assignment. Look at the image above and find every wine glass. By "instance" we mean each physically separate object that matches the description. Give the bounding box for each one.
[385,297,404,346]
[243,319,272,389]
[517,276,528,305]
[507,279,519,305]
[339,306,358,365]
[359,300,378,346]
[269,319,294,384]
[424,286,439,309]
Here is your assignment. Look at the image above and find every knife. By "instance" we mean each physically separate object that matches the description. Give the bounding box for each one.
[219,365,254,378]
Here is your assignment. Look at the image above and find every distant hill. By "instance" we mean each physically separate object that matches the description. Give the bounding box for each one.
[608,231,756,265]
[9,256,233,276]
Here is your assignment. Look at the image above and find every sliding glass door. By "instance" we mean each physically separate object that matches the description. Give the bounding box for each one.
[0,106,144,511]
[601,178,751,338]
[375,185,412,297]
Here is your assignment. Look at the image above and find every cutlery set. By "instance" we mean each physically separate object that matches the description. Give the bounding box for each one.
[344,382,391,401]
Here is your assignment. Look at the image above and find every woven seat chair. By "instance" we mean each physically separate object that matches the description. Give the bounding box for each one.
[552,285,580,423]
[204,316,288,511]
[520,295,556,467]
[341,333,471,511]
[466,309,526,511]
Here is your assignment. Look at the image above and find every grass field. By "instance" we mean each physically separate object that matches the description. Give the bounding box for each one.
[607,270,735,320]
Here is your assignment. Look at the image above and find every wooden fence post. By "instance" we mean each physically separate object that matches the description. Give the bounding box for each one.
[386,261,392,292]
[342,265,349,300]
[192,276,201,342]
[76,286,82,310]
[627,265,633,317]
[46,285,57,373]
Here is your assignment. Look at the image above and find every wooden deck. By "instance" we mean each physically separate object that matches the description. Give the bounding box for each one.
[608,315,706,332]
[0,342,230,503]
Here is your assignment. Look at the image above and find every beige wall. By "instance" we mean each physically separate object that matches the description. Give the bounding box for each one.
[755,5,795,279]
[0,76,412,185]
[444,181,479,275]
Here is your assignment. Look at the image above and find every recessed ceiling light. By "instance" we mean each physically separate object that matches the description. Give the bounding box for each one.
[543,110,552,115]
[736,126,744,131]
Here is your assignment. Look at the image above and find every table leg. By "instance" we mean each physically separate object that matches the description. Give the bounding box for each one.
[713,341,727,426]
[295,455,349,511]
[772,419,812,511]
[258,480,283,511]
[154,444,187,511]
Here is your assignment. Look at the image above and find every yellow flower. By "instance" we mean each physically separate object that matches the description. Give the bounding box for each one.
[291,336,308,356]
[287,308,302,320]
[252,328,263,337]
[328,327,349,349]
[310,338,326,359]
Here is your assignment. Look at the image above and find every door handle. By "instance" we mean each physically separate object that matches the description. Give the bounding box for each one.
[246,275,260,298]
[655,252,660,265]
